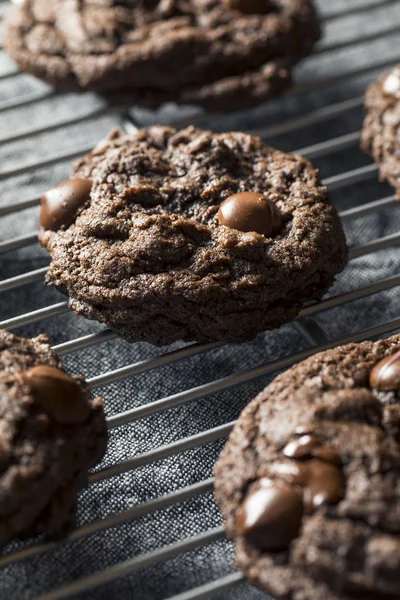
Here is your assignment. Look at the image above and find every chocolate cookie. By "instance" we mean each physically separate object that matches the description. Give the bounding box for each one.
[361,66,400,199]
[3,0,321,112]
[214,335,400,599]
[0,329,107,550]
[38,126,347,346]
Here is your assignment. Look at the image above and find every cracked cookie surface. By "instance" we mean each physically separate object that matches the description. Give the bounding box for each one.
[39,126,347,346]
[4,0,321,111]
[361,66,400,199]
[0,329,107,550]
[215,335,400,599]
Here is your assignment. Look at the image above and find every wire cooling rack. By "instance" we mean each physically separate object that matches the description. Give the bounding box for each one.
[1,0,400,598]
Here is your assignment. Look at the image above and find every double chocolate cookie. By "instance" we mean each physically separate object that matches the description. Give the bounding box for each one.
[38,126,347,346]
[4,0,321,112]
[215,335,400,599]
[0,329,107,550]
[361,66,400,198]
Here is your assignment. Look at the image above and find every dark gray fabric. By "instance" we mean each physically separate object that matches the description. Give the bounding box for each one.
[1,0,400,598]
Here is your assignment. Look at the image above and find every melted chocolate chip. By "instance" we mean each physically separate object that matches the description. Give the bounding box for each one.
[272,459,345,514]
[236,478,303,551]
[382,68,400,100]
[284,434,341,465]
[236,434,344,552]
[40,178,92,231]
[283,434,321,459]
[217,192,283,237]
[20,365,91,424]
[370,351,400,391]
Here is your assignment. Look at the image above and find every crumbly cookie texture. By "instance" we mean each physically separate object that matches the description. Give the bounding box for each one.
[361,66,400,198]
[0,329,107,550]
[38,126,347,346]
[4,0,321,111]
[215,335,400,600]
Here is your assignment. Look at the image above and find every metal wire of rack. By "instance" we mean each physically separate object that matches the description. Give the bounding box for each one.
[1,0,400,598]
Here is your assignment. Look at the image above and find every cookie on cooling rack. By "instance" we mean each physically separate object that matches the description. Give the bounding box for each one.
[0,329,107,550]
[215,335,400,600]
[3,0,321,112]
[361,66,400,199]
[38,126,347,346]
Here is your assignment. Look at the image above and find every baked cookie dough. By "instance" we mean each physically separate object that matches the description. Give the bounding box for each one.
[39,126,347,346]
[4,0,321,112]
[361,66,400,198]
[0,329,107,550]
[215,335,400,599]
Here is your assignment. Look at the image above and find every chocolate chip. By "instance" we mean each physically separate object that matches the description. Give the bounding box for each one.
[382,68,400,100]
[236,478,303,551]
[20,365,91,424]
[40,178,92,231]
[283,434,321,459]
[217,192,283,237]
[284,434,341,465]
[312,446,341,466]
[272,459,345,514]
[370,351,400,391]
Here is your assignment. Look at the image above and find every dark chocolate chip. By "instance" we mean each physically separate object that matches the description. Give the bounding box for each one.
[370,350,400,391]
[311,446,342,466]
[272,459,345,514]
[284,434,341,465]
[236,478,303,551]
[283,434,322,459]
[20,365,91,424]
[40,178,92,231]
[217,192,283,237]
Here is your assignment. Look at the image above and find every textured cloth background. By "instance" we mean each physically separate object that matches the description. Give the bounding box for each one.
[1,0,400,598]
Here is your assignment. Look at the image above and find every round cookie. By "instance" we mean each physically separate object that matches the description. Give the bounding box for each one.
[38,126,347,346]
[3,0,321,112]
[214,335,400,600]
[0,329,107,550]
[361,66,400,198]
